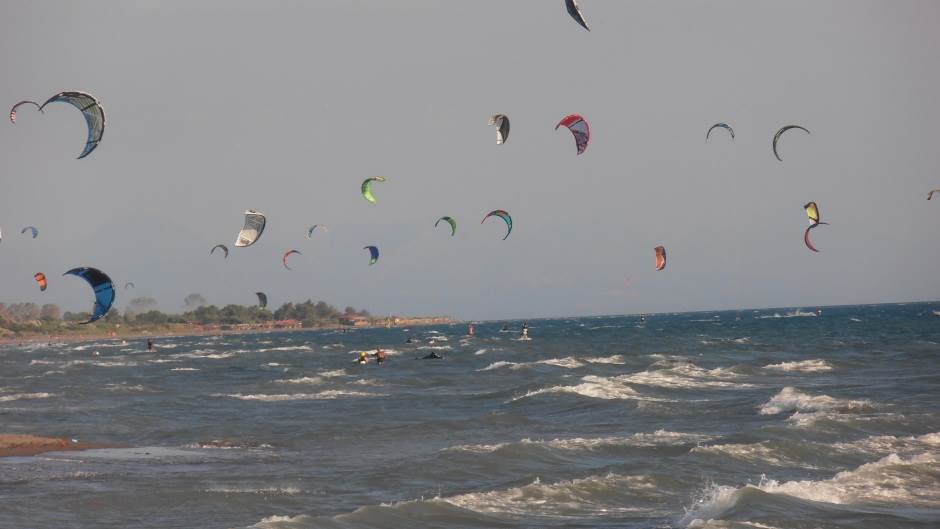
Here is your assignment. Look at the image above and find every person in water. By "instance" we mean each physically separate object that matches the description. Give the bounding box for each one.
[420,351,442,359]
[357,351,369,364]
[520,322,529,340]
[147,339,155,352]
[373,348,386,364]
[467,323,475,336]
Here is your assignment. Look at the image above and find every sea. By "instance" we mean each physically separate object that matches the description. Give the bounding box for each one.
[1,303,938,529]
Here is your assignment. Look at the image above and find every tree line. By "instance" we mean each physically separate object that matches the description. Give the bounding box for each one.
[0,294,372,333]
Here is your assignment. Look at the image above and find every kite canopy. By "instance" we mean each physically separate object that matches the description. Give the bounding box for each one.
[210,244,229,258]
[482,210,512,240]
[565,0,590,31]
[306,225,326,239]
[364,246,379,265]
[9,100,41,124]
[435,216,457,236]
[256,292,268,308]
[40,91,105,159]
[928,189,940,200]
[773,125,810,161]
[124,282,135,289]
[21,226,38,238]
[361,176,386,203]
[234,211,266,247]
[283,249,301,270]
[489,114,510,145]
[556,114,590,155]
[63,267,114,324]
[34,273,47,292]
[654,246,667,271]
[706,123,734,141]
[803,202,828,252]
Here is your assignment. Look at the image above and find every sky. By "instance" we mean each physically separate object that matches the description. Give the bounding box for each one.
[1,1,939,320]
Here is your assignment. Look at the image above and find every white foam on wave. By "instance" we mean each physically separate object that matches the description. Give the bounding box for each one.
[763,359,833,373]
[217,390,384,401]
[446,430,712,454]
[275,376,323,385]
[0,392,55,402]
[440,472,659,517]
[681,452,940,527]
[480,357,584,372]
[585,354,626,364]
[205,486,301,495]
[250,515,309,528]
[759,387,873,416]
[256,346,313,353]
[691,442,818,469]
[170,367,200,372]
[513,375,673,402]
[102,383,147,392]
[625,363,751,389]
[473,348,489,355]
[317,369,347,378]
[829,432,940,456]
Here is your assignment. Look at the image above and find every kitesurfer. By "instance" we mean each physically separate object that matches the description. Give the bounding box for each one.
[520,322,529,340]
[373,348,386,364]
[147,339,155,352]
[467,323,475,336]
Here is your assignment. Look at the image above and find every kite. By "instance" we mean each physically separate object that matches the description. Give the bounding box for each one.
[706,123,734,141]
[803,202,829,253]
[234,210,266,247]
[63,267,114,323]
[21,226,38,239]
[482,210,512,240]
[489,114,510,145]
[9,100,41,124]
[556,114,590,155]
[361,176,386,203]
[210,244,229,258]
[928,189,940,200]
[565,0,590,31]
[34,273,47,292]
[256,292,268,309]
[654,246,666,271]
[306,225,327,238]
[124,282,135,289]
[364,245,379,265]
[283,249,301,270]
[40,91,105,159]
[435,216,457,236]
[773,125,810,162]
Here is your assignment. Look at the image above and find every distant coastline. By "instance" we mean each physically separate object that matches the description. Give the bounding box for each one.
[0,316,455,346]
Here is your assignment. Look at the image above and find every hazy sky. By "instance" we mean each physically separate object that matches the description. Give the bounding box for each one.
[2,1,939,320]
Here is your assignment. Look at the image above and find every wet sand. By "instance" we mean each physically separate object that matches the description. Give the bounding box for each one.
[0,434,103,457]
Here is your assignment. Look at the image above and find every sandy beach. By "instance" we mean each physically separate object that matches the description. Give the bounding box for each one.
[0,434,103,458]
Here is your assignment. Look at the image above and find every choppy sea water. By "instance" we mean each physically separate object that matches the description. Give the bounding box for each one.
[1,303,938,529]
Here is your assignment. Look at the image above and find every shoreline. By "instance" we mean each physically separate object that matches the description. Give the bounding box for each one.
[0,318,457,347]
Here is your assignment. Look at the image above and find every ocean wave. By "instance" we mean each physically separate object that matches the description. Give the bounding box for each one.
[185,440,274,450]
[585,354,626,364]
[317,369,347,378]
[759,387,873,416]
[441,472,660,517]
[0,392,55,402]
[513,375,672,402]
[479,357,585,372]
[681,452,940,527]
[763,359,833,373]
[170,367,200,372]
[217,390,383,401]
[624,362,752,389]
[256,346,313,353]
[205,486,301,495]
[102,383,147,392]
[275,376,323,385]
[445,430,712,454]
[691,441,820,469]
[473,348,489,355]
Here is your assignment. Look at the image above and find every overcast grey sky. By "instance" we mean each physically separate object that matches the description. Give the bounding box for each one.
[2,1,939,320]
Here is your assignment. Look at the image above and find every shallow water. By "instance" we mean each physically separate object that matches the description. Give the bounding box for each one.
[1,303,938,529]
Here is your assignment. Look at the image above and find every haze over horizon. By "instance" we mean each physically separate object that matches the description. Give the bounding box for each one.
[2,1,939,321]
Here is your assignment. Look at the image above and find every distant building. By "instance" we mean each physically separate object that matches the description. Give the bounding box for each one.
[339,315,370,327]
